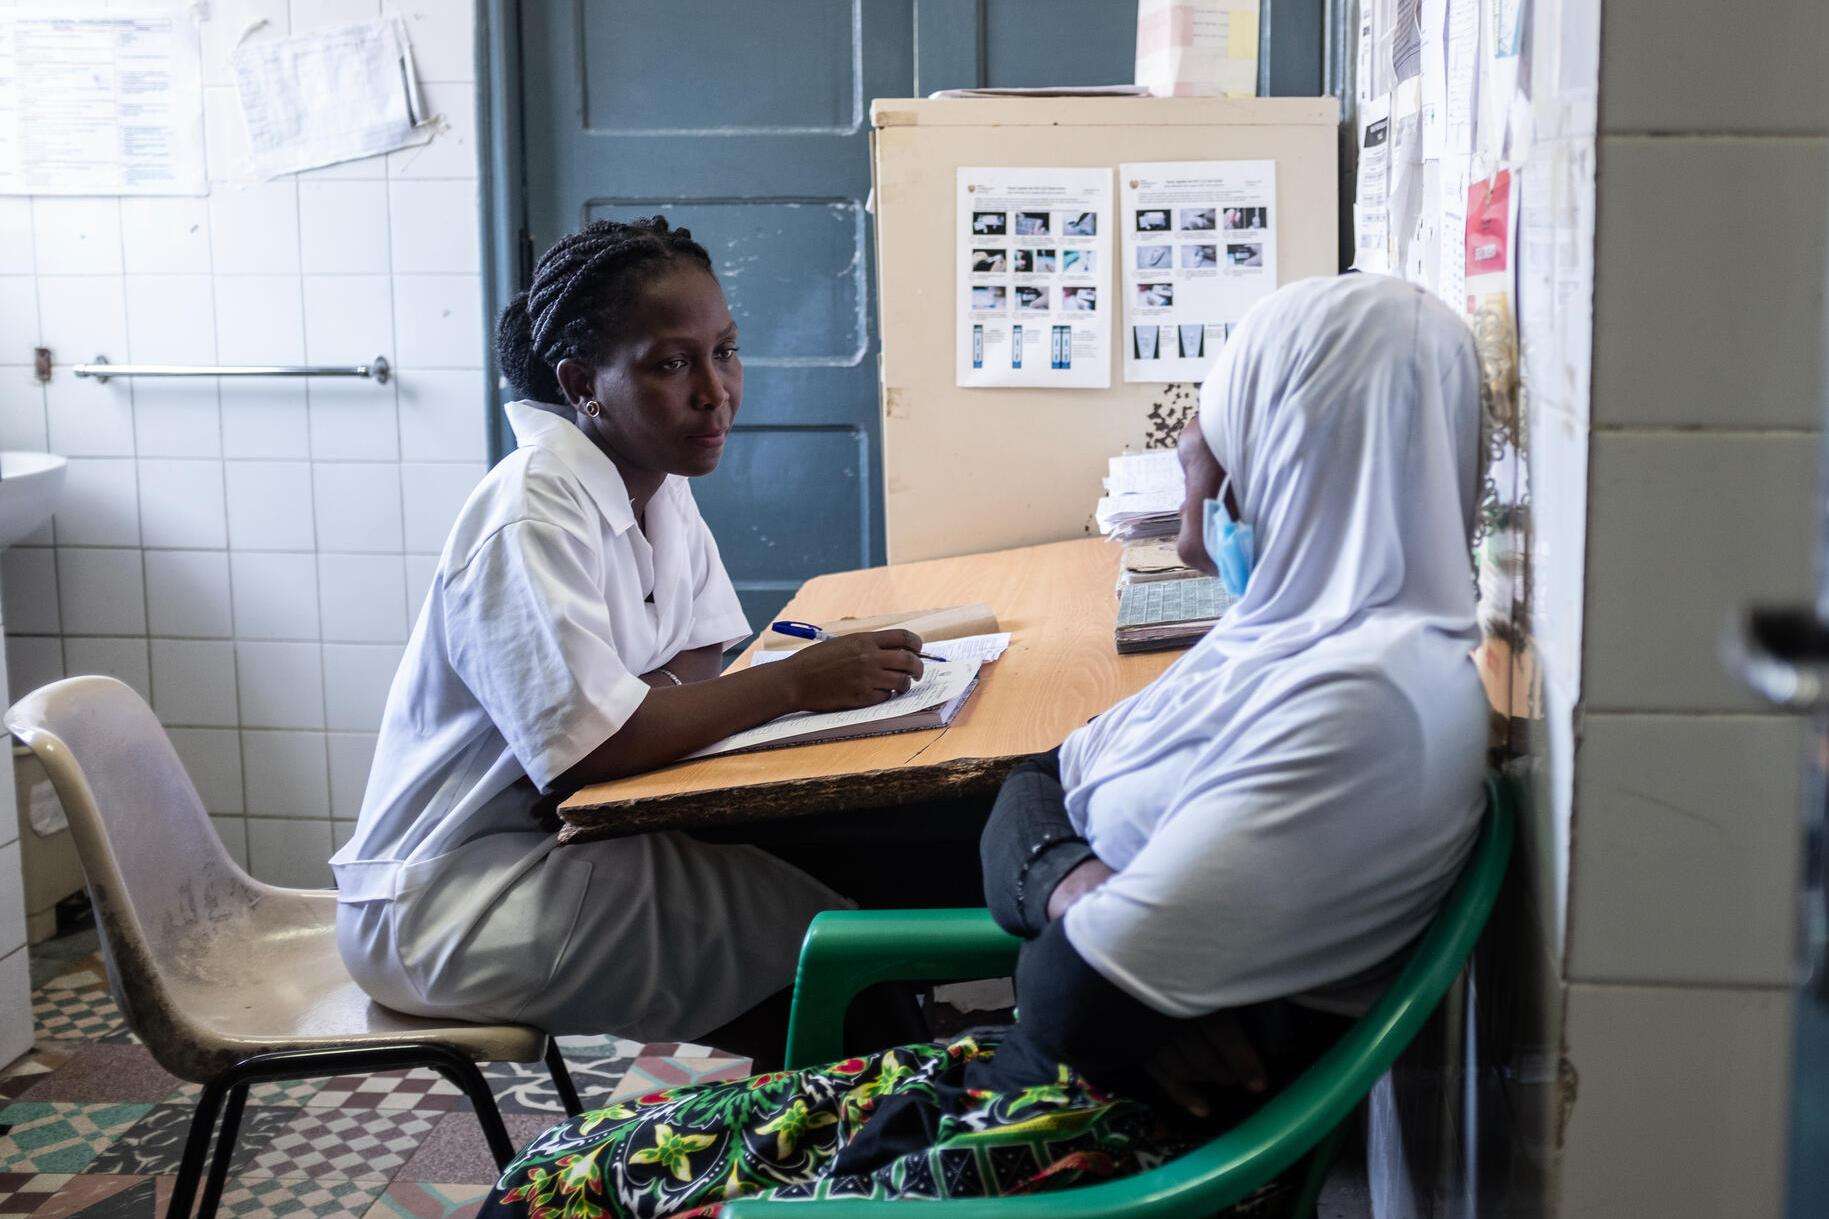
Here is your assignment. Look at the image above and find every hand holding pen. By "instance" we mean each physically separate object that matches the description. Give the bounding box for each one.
[771,620,944,662]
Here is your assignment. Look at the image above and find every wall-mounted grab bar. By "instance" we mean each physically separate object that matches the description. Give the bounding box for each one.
[72,355,391,384]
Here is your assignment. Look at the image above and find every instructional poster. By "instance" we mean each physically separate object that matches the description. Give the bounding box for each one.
[956,167,1112,388]
[1119,160,1279,382]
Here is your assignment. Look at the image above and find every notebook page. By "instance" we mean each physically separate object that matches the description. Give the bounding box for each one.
[686,658,983,760]
[749,632,1011,668]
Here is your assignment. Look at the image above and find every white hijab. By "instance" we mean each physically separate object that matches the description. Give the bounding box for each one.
[1057,274,1489,1016]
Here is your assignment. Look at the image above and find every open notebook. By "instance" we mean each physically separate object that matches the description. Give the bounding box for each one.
[684,657,983,761]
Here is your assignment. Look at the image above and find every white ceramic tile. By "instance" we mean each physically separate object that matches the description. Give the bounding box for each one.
[326,731,376,819]
[241,729,330,818]
[0,377,47,453]
[1559,982,1789,1217]
[0,948,33,1068]
[211,815,250,868]
[214,275,306,365]
[395,2,474,82]
[1,547,59,634]
[199,0,287,86]
[223,460,315,550]
[0,842,28,957]
[330,819,355,851]
[295,0,379,25]
[396,369,488,462]
[4,636,62,704]
[0,199,34,273]
[208,181,301,275]
[62,636,152,701]
[230,550,321,639]
[202,86,253,184]
[124,274,217,365]
[404,553,438,617]
[53,458,139,547]
[44,376,134,458]
[392,274,484,368]
[400,462,482,553]
[300,272,393,368]
[55,548,146,636]
[246,816,333,889]
[119,196,213,274]
[322,642,401,731]
[1592,137,1827,429]
[1585,433,1816,711]
[387,82,478,179]
[220,378,309,460]
[306,376,399,462]
[138,459,229,549]
[297,180,390,274]
[388,181,480,273]
[0,276,38,344]
[168,726,244,814]
[37,276,127,366]
[318,553,407,642]
[1568,714,1805,987]
[312,462,402,553]
[144,549,233,637]
[32,199,122,275]
[149,638,238,727]
[235,640,324,729]
[132,379,223,459]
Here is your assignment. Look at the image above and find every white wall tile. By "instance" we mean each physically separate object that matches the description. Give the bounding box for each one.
[1585,433,1816,711]
[230,551,321,640]
[32,199,122,275]
[0,378,47,454]
[55,548,146,636]
[235,640,324,729]
[0,276,38,344]
[0,199,34,273]
[404,553,438,618]
[297,181,390,274]
[138,459,229,549]
[392,274,483,368]
[396,2,474,82]
[132,380,222,459]
[297,0,380,26]
[62,636,151,702]
[396,370,487,463]
[125,274,217,365]
[220,379,309,460]
[0,948,32,1068]
[326,731,376,819]
[331,819,355,851]
[246,816,332,888]
[307,377,399,462]
[387,82,478,179]
[0,843,26,958]
[4,636,62,703]
[44,377,134,458]
[215,275,306,365]
[199,0,288,87]
[119,197,212,274]
[241,729,330,818]
[168,726,244,814]
[1,548,58,634]
[400,462,482,553]
[202,85,252,184]
[388,181,480,273]
[317,553,407,642]
[312,463,402,552]
[211,815,250,868]
[38,276,126,366]
[301,272,393,373]
[150,638,238,727]
[208,181,301,275]
[53,458,139,547]
[144,549,233,638]
[223,460,314,550]
[322,642,401,731]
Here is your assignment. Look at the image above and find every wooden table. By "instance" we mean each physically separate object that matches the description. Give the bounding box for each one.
[558,538,1178,843]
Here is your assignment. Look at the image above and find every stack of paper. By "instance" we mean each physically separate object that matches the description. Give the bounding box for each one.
[1094,450,1184,542]
[687,658,983,760]
[1117,538,1201,591]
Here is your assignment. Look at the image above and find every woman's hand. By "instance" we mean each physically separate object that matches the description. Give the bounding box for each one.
[1144,1010,1268,1117]
[1046,857,1115,921]
[778,630,926,712]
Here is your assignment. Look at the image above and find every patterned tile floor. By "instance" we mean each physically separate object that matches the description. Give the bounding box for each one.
[0,922,751,1218]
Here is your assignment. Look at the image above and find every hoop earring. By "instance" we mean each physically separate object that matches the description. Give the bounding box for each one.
[583,400,602,418]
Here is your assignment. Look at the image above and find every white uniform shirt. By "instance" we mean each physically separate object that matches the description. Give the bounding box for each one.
[330,401,750,909]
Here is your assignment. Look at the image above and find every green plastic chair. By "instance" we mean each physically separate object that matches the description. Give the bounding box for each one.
[727,772,1515,1219]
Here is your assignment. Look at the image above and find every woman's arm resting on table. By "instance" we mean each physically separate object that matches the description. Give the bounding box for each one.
[637,641,726,687]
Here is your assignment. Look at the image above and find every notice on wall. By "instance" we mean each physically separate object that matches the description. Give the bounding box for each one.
[0,8,206,196]
[956,167,1112,388]
[1118,160,1278,383]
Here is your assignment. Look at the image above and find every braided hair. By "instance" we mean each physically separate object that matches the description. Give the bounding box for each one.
[495,216,717,404]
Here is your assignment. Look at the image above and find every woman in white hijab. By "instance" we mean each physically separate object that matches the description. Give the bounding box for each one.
[476,275,1490,1216]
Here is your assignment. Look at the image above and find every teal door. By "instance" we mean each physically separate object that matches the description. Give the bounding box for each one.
[505,1,1137,629]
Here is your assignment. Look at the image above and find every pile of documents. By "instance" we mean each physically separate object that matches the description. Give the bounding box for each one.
[1093,450,1183,541]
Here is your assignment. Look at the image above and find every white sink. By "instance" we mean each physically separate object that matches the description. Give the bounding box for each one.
[0,452,67,548]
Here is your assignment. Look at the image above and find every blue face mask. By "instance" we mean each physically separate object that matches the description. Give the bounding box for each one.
[1203,475,1256,598]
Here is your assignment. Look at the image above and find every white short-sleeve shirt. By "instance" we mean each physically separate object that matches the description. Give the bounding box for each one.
[330,401,750,905]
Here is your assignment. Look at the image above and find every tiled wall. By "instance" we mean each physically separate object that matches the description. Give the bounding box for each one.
[0,1,490,888]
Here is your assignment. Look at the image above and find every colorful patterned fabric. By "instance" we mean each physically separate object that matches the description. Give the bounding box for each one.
[481,1030,1194,1219]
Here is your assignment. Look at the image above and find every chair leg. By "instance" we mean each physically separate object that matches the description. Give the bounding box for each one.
[544,1039,585,1118]
[166,1078,228,1219]
[421,1048,517,1171]
[1291,1118,1352,1217]
[196,1082,248,1219]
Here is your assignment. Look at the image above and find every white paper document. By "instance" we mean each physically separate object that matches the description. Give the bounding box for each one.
[1120,160,1279,382]
[957,167,1113,388]
[1105,450,1183,497]
[689,658,982,760]
[1134,0,1260,98]
[232,18,432,179]
[0,8,206,196]
[751,632,1013,669]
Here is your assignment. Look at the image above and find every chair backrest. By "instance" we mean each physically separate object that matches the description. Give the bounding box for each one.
[5,676,268,1047]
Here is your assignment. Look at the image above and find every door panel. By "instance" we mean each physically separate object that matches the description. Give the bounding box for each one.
[982,0,1140,88]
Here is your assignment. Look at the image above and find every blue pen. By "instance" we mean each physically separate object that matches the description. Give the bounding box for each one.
[770,620,942,662]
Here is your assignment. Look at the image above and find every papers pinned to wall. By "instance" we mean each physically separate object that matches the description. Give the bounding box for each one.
[0,7,206,196]
[231,18,433,179]
[1134,0,1260,98]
